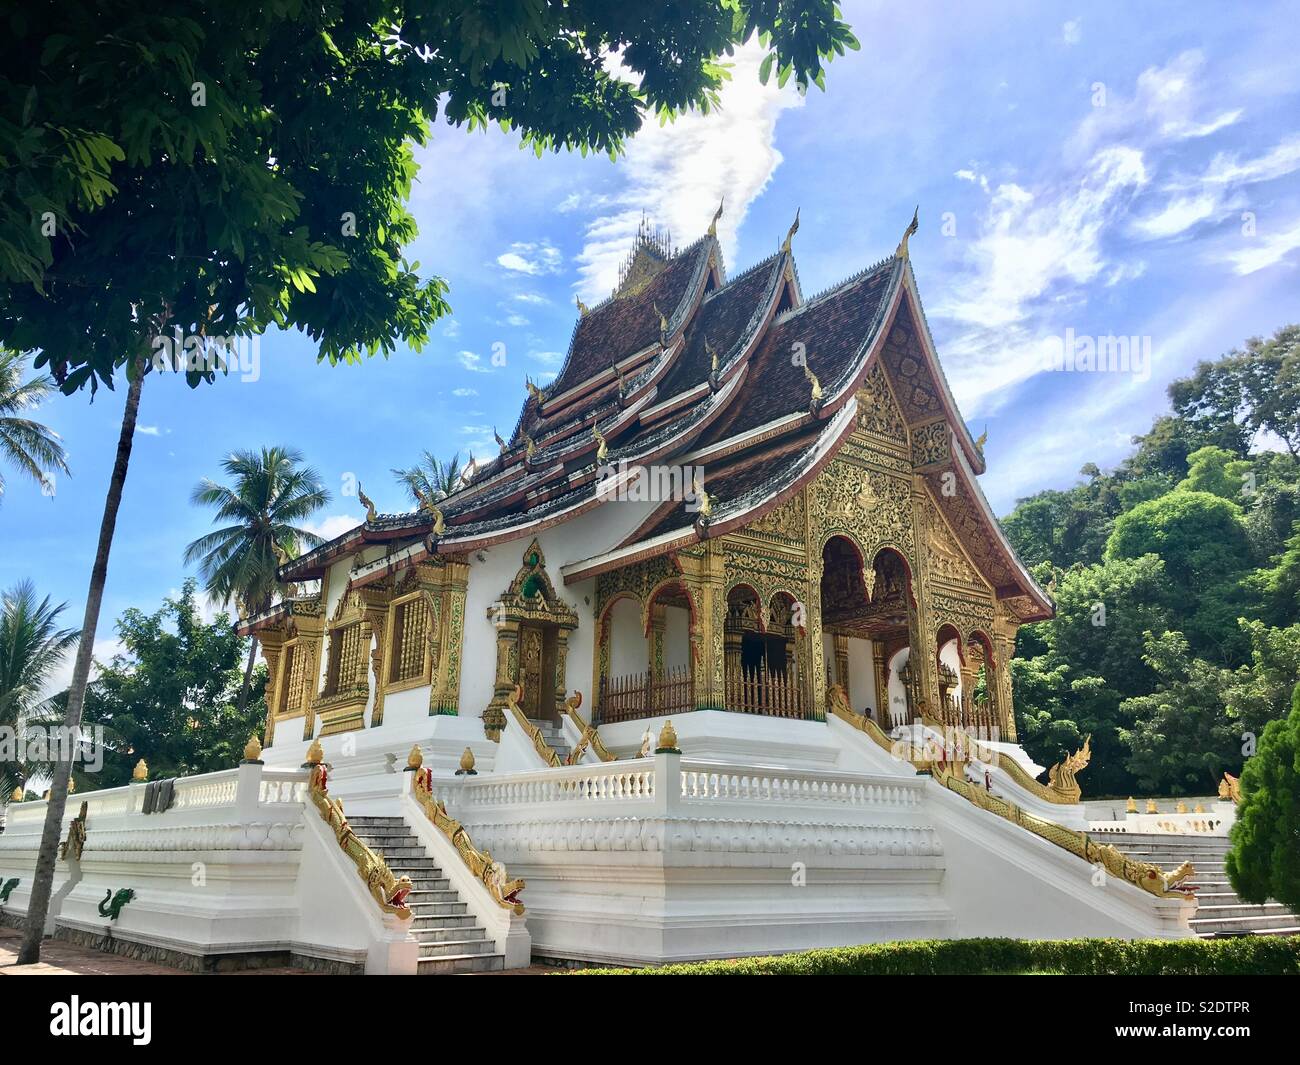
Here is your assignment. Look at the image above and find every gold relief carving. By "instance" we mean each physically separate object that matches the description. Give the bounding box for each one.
[808,456,916,564]
[743,492,806,545]
[853,364,909,450]
[911,418,950,468]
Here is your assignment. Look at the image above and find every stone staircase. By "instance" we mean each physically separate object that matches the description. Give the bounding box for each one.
[348,815,506,973]
[1098,833,1300,937]
[532,718,571,763]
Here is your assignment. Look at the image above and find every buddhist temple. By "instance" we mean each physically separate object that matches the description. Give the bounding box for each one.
[0,213,1204,974]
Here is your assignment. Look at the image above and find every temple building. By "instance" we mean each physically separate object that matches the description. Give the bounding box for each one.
[246,212,1051,752]
[0,213,1206,974]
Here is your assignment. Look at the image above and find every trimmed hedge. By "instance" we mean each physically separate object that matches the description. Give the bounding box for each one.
[570,937,1300,975]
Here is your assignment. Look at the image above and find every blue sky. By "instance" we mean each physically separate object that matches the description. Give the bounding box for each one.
[3,1,1300,678]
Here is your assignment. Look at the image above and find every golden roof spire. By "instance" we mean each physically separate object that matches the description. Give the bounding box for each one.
[804,362,823,403]
[693,473,713,519]
[896,206,919,261]
[576,294,589,317]
[781,207,800,254]
[707,199,724,238]
[357,480,377,522]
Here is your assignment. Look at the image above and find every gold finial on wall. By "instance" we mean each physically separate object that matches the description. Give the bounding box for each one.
[593,422,608,462]
[781,207,800,254]
[407,744,424,770]
[692,474,713,519]
[357,481,378,522]
[707,199,724,238]
[305,739,324,766]
[458,747,477,775]
[896,206,919,261]
[656,719,680,753]
[132,759,148,782]
[243,735,263,763]
[10,786,23,802]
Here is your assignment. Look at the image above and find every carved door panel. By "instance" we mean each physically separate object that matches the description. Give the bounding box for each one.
[520,624,544,718]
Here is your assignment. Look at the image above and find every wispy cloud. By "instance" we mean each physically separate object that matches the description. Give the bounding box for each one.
[497,240,562,275]
[1220,216,1300,274]
[458,350,492,373]
[573,43,805,302]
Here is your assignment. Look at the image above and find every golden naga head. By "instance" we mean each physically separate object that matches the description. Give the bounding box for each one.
[692,473,713,519]
[803,362,823,403]
[494,426,507,454]
[357,480,377,522]
[707,199,723,238]
[525,376,542,401]
[565,690,583,713]
[895,206,919,261]
[781,207,800,255]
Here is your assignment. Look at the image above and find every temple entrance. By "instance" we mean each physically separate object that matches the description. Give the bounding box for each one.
[518,622,561,723]
[821,538,915,727]
[723,585,804,718]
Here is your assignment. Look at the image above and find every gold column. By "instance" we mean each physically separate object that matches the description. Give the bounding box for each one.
[872,642,888,723]
[681,542,726,710]
[833,634,850,704]
[483,618,519,740]
[257,627,287,748]
[991,607,1019,741]
[295,612,325,741]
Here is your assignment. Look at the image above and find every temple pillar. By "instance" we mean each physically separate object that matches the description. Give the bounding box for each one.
[833,634,850,703]
[484,619,519,741]
[991,608,1019,741]
[681,542,726,711]
[428,558,469,716]
[256,628,287,748]
[872,642,888,724]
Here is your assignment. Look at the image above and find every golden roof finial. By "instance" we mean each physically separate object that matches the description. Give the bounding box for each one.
[592,422,608,462]
[524,434,537,460]
[1126,796,1138,813]
[243,734,263,763]
[493,426,507,454]
[974,426,987,453]
[407,744,424,770]
[780,207,800,254]
[132,759,148,782]
[1146,799,1158,814]
[461,454,478,485]
[804,362,823,403]
[693,473,713,519]
[707,199,724,238]
[305,739,324,766]
[896,206,919,261]
[654,302,668,341]
[525,376,542,401]
[429,503,446,536]
[656,719,680,753]
[576,294,590,317]
[357,480,377,522]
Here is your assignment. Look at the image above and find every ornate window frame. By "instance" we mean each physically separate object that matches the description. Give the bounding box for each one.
[382,581,435,695]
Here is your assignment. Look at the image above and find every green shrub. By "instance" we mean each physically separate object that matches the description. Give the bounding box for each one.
[568,937,1300,975]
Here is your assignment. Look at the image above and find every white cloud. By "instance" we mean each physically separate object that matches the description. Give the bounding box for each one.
[458,350,492,373]
[512,292,549,305]
[529,350,562,366]
[135,424,165,437]
[442,318,461,338]
[497,240,563,275]
[1062,19,1082,45]
[1131,193,1221,239]
[503,312,530,327]
[556,192,582,213]
[955,167,990,194]
[451,387,478,397]
[574,42,805,302]
[1220,217,1300,274]
[304,513,359,542]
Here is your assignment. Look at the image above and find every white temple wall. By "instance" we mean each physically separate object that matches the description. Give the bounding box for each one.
[607,596,645,677]
[663,603,690,672]
[847,637,875,714]
[939,639,962,698]
[886,647,910,724]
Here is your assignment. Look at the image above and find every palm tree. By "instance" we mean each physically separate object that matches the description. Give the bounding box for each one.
[391,450,462,506]
[0,348,70,502]
[183,447,329,714]
[0,581,79,801]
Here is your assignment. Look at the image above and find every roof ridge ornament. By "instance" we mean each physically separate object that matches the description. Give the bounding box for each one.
[974,425,987,454]
[494,427,508,454]
[592,422,608,462]
[693,473,713,520]
[707,199,724,238]
[416,487,446,535]
[524,433,537,461]
[896,206,919,261]
[525,376,542,402]
[780,207,800,255]
[611,360,626,399]
[654,302,669,342]
[804,361,824,407]
[357,481,378,522]
[576,294,589,317]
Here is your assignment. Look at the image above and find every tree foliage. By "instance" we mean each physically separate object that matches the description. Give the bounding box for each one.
[72,580,265,788]
[1225,683,1300,911]
[1005,324,1299,795]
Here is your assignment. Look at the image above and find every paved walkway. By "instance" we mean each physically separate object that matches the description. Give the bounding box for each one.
[0,927,555,975]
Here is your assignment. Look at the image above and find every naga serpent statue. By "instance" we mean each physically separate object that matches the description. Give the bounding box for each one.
[98,887,135,921]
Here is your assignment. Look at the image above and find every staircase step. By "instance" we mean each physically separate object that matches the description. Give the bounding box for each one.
[417,952,505,974]
[417,937,496,957]
[411,921,487,940]
[405,899,468,916]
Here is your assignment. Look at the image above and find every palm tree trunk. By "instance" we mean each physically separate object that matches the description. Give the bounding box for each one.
[18,359,146,965]
[237,633,259,716]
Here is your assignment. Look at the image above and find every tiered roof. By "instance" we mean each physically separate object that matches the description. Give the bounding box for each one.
[271,213,1052,625]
